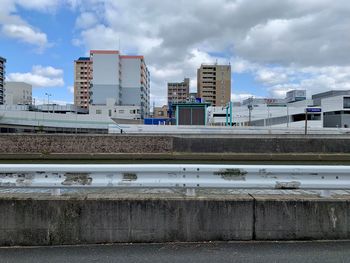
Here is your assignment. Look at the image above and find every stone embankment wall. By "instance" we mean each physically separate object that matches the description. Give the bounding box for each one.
[0,134,350,157]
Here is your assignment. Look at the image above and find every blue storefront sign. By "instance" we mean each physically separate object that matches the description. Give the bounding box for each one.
[306,108,322,113]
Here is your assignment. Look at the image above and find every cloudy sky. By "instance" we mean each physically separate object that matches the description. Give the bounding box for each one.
[1,0,350,106]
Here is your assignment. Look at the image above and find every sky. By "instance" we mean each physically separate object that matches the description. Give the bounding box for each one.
[1,0,350,106]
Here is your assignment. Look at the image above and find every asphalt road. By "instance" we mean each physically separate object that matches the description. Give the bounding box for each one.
[0,241,350,263]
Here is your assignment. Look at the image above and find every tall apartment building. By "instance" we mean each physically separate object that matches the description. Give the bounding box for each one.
[74,50,150,118]
[197,64,231,107]
[74,57,92,109]
[0,56,6,105]
[167,78,190,105]
[119,54,150,117]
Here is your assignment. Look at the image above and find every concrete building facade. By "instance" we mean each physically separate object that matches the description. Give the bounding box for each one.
[74,57,92,109]
[4,82,32,105]
[0,56,6,105]
[120,55,150,118]
[167,78,190,105]
[80,50,150,118]
[197,64,231,107]
[90,50,120,106]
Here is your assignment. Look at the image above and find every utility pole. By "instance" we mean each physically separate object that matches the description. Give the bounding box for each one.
[286,103,289,128]
[304,109,308,135]
[248,97,253,126]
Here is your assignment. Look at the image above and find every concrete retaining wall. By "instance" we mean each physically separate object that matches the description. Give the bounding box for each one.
[254,196,350,240]
[1,134,350,157]
[0,134,172,154]
[172,136,350,153]
[0,196,253,246]
[0,194,350,246]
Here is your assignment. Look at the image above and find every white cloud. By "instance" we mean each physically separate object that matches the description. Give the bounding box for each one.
[255,68,289,86]
[265,65,350,98]
[3,0,345,105]
[7,65,64,88]
[66,1,349,105]
[75,12,98,29]
[231,93,257,102]
[15,0,61,11]
[0,1,51,50]
[2,24,48,50]
[230,57,257,74]
[32,65,63,78]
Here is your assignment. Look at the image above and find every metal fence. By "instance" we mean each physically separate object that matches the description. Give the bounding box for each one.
[0,164,349,196]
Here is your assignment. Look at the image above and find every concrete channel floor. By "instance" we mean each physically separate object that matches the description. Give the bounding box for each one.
[0,241,350,263]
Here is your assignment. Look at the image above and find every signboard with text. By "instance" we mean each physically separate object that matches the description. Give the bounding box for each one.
[306,108,322,113]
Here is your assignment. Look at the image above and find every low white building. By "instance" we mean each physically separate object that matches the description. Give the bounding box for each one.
[316,91,350,128]
[89,98,141,121]
[208,90,350,129]
[4,82,32,105]
[208,101,322,128]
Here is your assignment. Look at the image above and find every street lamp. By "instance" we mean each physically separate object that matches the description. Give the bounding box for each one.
[247,97,253,126]
[45,93,52,105]
[45,93,52,113]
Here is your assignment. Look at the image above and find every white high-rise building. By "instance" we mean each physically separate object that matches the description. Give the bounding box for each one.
[86,50,150,118]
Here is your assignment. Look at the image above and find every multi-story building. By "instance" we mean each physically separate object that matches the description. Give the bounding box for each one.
[75,50,150,118]
[197,64,231,107]
[0,56,6,105]
[74,57,92,109]
[120,54,150,118]
[167,78,190,105]
[153,105,168,118]
[4,82,32,105]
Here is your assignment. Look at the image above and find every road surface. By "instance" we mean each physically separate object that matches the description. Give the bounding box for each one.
[0,241,349,263]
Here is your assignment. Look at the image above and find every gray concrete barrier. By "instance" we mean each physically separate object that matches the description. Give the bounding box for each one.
[254,195,350,240]
[0,193,350,246]
[1,134,350,161]
[0,194,253,246]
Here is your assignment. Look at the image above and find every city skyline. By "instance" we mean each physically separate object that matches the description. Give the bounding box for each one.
[0,1,349,106]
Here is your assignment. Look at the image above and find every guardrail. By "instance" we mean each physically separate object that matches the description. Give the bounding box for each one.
[0,164,349,196]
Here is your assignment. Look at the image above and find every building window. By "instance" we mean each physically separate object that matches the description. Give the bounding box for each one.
[344,97,350,108]
[119,110,125,114]
[96,109,102,114]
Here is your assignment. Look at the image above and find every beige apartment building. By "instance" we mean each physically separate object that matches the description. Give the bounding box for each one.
[197,64,231,107]
[74,57,92,109]
[153,105,168,118]
[167,78,190,105]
